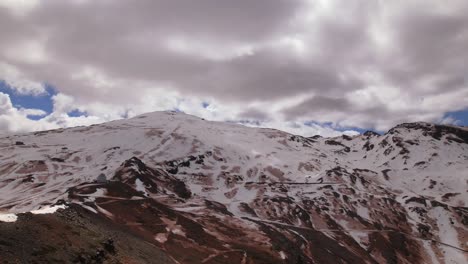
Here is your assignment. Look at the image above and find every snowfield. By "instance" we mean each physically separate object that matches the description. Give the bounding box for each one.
[0,111,466,263]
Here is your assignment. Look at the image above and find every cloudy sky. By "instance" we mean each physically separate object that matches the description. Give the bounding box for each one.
[0,0,467,136]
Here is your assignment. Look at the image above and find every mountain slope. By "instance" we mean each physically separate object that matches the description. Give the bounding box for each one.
[0,111,467,263]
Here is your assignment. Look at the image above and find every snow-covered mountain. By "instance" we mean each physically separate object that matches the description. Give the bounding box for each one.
[0,111,466,263]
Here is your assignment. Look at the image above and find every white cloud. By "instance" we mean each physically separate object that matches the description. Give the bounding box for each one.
[0,63,46,95]
[0,92,106,134]
[0,92,52,132]
[51,93,75,114]
[440,116,461,126]
[0,88,361,137]
[0,0,39,16]
[18,108,47,117]
[244,119,359,137]
[0,92,14,115]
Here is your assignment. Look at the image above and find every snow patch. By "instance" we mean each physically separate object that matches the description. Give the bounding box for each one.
[0,213,18,222]
[155,233,168,243]
[31,204,67,214]
[0,204,66,222]
[279,251,286,260]
[135,178,148,196]
[356,206,370,219]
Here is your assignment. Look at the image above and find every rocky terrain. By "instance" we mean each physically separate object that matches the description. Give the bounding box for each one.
[0,111,466,263]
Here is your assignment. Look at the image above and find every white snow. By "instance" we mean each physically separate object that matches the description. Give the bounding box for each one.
[31,204,67,214]
[0,204,66,222]
[0,213,18,222]
[354,231,371,247]
[135,179,148,196]
[428,207,466,263]
[356,206,370,219]
[279,251,286,260]
[421,240,440,264]
[154,233,168,243]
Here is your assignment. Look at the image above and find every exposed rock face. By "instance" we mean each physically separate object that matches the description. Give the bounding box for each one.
[0,111,467,263]
[388,122,468,144]
[113,156,191,199]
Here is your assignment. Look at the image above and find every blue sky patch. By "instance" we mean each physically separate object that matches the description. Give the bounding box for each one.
[0,81,56,120]
[304,120,377,134]
[442,108,468,126]
[68,109,87,117]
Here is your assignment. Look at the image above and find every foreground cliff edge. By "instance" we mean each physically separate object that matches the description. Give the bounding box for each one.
[0,111,467,263]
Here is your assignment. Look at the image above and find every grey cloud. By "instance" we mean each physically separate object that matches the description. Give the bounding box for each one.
[379,3,468,95]
[284,96,352,117]
[282,96,391,122]
[0,0,467,132]
[15,0,307,102]
[182,50,364,101]
[33,0,303,43]
[237,108,270,121]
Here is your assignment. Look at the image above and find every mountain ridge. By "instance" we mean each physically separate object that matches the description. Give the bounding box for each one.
[0,111,466,263]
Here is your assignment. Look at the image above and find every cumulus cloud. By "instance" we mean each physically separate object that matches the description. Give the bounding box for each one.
[0,92,105,133]
[0,63,45,95]
[0,0,467,135]
[0,92,50,132]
